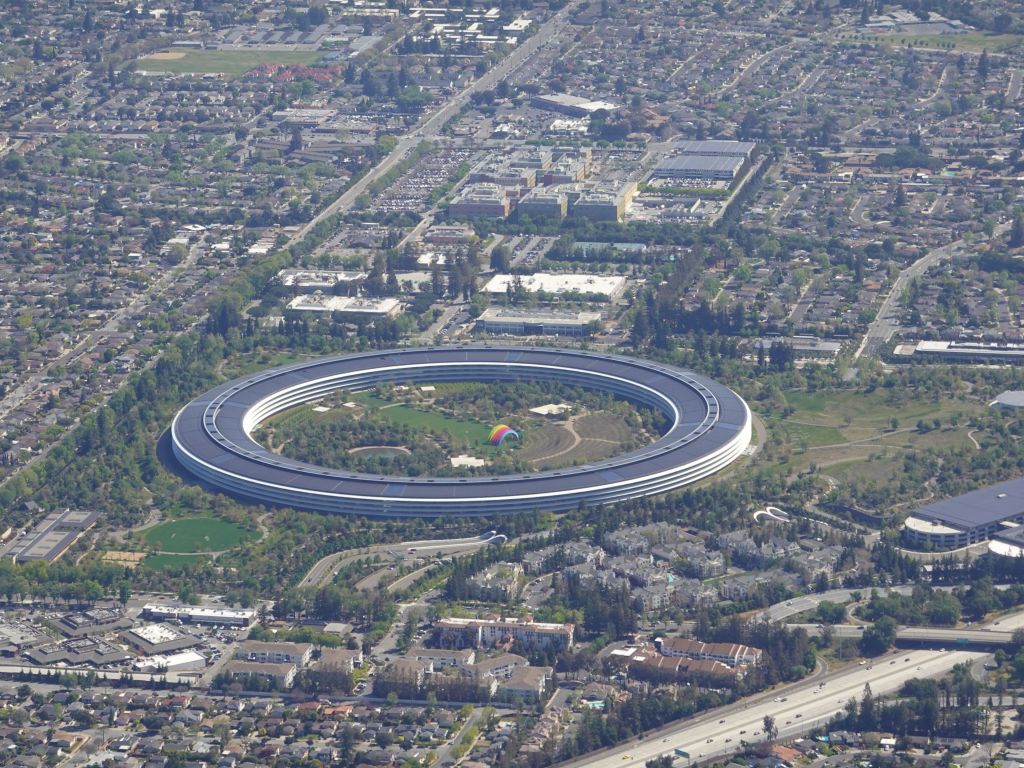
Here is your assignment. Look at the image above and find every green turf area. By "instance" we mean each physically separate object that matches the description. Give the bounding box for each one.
[865,32,1023,53]
[760,387,985,473]
[144,517,259,553]
[141,553,208,570]
[352,391,495,446]
[137,49,322,76]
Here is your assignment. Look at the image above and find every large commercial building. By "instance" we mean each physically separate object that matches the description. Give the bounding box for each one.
[516,188,568,220]
[447,183,511,218]
[476,307,602,337]
[286,294,402,319]
[141,604,257,628]
[652,155,746,182]
[532,93,618,117]
[482,272,627,301]
[0,508,100,563]
[674,140,755,159]
[171,347,752,517]
[902,478,1024,550]
[894,340,1024,364]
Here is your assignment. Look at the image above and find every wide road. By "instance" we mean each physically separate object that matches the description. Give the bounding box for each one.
[558,647,985,768]
[559,603,1024,768]
[853,221,1011,360]
[793,624,1016,646]
[285,0,579,248]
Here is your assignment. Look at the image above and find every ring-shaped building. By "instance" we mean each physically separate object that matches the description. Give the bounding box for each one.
[171,347,752,517]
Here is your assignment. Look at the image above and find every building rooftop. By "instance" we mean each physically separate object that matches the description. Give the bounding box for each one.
[654,155,745,175]
[913,477,1024,531]
[674,140,756,156]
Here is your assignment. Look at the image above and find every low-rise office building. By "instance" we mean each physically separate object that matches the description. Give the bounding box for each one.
[903,477,1024,550]
[476,307,602,337]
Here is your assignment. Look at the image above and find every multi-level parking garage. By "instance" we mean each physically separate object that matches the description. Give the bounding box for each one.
[171,347,752,517]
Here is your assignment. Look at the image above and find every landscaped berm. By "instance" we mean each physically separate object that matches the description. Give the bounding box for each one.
[143,517,259,554]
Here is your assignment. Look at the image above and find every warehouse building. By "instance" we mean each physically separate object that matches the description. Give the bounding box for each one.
[903,477,1024,550]
[674,139,755,158]
[134,650,207,673]
[652,154,746,182]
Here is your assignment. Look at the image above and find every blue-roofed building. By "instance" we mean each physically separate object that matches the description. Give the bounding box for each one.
[902,477,1024,549]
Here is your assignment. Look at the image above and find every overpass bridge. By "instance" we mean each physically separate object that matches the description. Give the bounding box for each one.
[792,623,1016,648]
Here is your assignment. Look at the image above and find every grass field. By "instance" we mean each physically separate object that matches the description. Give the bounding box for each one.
[353,391,495,446]
[760,388,985,478]
[864,32,1023,53]
[144,517,259,553]
[142,553,207,570]
[137,49,322,76]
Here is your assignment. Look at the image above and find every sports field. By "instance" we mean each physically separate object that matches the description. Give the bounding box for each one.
[143,517,259,553]
[861,32,1023,53]
[137,49,322,76]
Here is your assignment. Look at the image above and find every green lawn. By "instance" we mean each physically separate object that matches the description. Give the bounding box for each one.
[141,553,207,570]
[758,387,986,477]
[353,392,496,446]
[137,49,322,76]
[144,517,259,553]
[865,32,1023,53]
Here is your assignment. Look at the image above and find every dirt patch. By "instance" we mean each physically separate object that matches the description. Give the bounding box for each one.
[575,412,634,443]
[517,423,576,465]
[144,50,187,60]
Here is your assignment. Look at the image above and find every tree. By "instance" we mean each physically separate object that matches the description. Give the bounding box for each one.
[1010,212,1024,248]
[978,50,989,81]
[860,616,897,656]
[763,714,778,743]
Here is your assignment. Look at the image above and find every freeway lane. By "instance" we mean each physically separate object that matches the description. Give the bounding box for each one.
[559,647,985,768]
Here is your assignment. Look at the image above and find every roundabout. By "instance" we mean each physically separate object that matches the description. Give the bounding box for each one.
[171,347,752,517]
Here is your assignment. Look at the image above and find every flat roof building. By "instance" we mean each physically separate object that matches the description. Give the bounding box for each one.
[448,183,511,218]
[0,508,100,563]
[141,604,257,628]
[532,93,618,117]
[895,340,1024,364]
[903,477,1024,549]
[476,307,602,337]
[122,624,201,655]
[652,155,745,181]
[286,294,402,318]
[482,272,627,301]
[753,336,842,360]
[277,269,368,291]
[134,650,207,673]
[674,140,755,158]
[517,188,568,221]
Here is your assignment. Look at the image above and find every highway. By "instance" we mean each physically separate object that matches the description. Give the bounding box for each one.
[557,647,985,768]
[555,602,1024,768]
